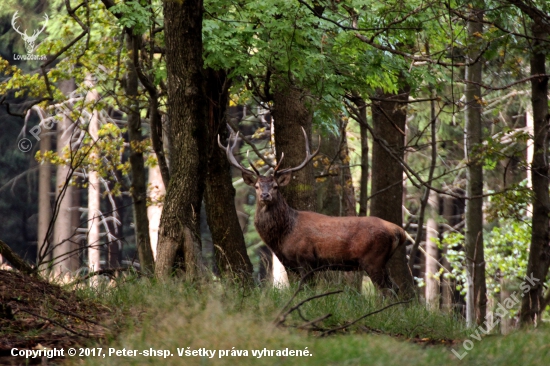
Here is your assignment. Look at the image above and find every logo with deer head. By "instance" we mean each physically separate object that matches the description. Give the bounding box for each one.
[12,11,48,55]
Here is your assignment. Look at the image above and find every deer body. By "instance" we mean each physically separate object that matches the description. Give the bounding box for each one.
[253,182,410,287]
[219,127,411,290]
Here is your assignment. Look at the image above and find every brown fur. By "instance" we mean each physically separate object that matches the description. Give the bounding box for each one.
[219,130,410,291]
[250,175,411,290]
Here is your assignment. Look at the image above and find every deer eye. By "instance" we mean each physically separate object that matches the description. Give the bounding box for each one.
[273,185,278,189]
[255,184,259,189]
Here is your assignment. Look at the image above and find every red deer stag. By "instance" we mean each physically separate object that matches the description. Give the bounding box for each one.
[218,128,413,291]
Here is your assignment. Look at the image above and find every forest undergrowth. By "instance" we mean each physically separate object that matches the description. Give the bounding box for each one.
[2,270,549,365]
[69,273,550,366]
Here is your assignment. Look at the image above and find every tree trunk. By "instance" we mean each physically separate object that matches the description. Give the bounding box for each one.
[271,83,315,285]
[125,35,155,275]
[86,84,101,275]
[357,99,369,216]
[37,122,52,273]
[317,129,342,216]
[72,184,82,269]
[315,121,361,288]
[500,275,514,333]
[204,68,253,282]
[464,4,487,326]
[155,0,207,280]
[441,196,455,312]
[370,88,415,298]
[520,20,550,325]
[425,190,439,309]
[52,80,78,277]
[272,84,316,212]
[109,195,123,268]
[338,117,357,217]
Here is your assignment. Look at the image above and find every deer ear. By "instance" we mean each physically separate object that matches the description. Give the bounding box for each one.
[276,172,292,187]
[242,172,257,186]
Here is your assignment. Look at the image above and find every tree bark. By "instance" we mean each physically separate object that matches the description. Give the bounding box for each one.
[441,196,455,313]
[272,84,316,212]
[520,19,550,325]
[317,129,341,216]
[52,80,78,277]
[338,117,357,217]
[425,190,439,310]
[271,83,315,285]
[108,195,123,268]
[464,4,487,326]
[204,68,253,282]
[37,121,52,273]
[125,35,155,275]
[369,88,415,298]
[0,240,34,275]
[357,99,369,216]
[315,121,361,288]
[86,83,101,275]
[155,0,207,280]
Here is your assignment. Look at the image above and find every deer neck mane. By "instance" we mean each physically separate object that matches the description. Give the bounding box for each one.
[254,195,297,251]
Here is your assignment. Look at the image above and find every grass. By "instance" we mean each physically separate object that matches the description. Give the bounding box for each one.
[69,276,550,366]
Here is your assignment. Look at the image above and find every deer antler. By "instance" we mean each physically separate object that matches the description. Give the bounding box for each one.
[11,12,48,41]
[246,150,262,176]
[275,127,320,175]
[11,11,27,38]
[218,132,257,177]
[29,13,49,41]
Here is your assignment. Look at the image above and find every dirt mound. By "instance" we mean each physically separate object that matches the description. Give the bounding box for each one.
[0,270,112,365]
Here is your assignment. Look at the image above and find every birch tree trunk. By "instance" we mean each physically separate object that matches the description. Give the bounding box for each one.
[86,85,101,275]
[425,190,439,310]
[52,80,78,278]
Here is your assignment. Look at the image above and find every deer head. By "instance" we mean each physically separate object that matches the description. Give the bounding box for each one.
[218,127,320,206]
[12,11,48,54]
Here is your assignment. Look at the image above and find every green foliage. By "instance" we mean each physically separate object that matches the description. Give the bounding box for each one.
[484,220,531,293]
[439,232,467,294]
[110,0,157,35]
[485,180,533,222]
[441,219,532,297]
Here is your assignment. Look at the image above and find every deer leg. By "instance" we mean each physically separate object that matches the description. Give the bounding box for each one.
[295,265,318,286]
[362,263,392,290]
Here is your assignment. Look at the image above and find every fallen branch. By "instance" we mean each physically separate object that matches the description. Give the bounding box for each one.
[320,299,412,337]
[65,267,143,287]
[0,239,34,275]
[296,313,333,330]
[275,290,342,326]
[51,307,111,330]
[18,308,89,338]
[274,264,350,324]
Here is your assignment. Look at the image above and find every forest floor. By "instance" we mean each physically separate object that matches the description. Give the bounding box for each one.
[1,270,549,365]
[0,270,118,365]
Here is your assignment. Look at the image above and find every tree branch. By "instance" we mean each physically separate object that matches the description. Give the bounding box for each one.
[0,240,34,275]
